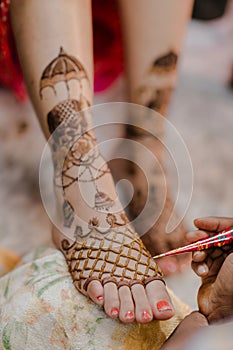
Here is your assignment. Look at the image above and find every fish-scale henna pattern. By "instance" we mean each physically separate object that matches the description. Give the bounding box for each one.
[62,224,163,293]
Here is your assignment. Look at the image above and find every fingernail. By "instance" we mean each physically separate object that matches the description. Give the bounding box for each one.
[111,308,119,317]
[125,311,134,320]
[193,251,201,259]
[157,301,173,312]
[141,311,152,321]
[96,295,103,301]
[197,265,207,275]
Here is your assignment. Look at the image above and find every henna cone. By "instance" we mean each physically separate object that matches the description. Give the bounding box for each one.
[153,228,233,259]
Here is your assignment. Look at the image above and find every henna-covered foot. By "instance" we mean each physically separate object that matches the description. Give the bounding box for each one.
[52,219,174,324]
[47,97,174,324]
[187,217,233,323]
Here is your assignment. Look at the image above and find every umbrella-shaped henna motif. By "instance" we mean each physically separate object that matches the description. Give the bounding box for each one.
[39,47,89,98]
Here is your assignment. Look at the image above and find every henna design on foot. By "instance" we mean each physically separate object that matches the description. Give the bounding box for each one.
[41,49,166,309]
[47,99,113,211]
[61,220,163,293]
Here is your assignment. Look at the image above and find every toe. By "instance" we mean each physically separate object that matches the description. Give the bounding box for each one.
[118,286,135,323]
[104,282,120,319]
[131,283,153,323]
[87,280,104,306]
[158,257,178,275]
[146,280,174,320]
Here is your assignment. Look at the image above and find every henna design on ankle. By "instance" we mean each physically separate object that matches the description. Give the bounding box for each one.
[134,86,173,116]
[39,47,89,98]
[72,212,130,240]
[150,51,178,74]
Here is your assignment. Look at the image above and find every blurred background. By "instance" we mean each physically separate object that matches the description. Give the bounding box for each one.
[0,0,233,313]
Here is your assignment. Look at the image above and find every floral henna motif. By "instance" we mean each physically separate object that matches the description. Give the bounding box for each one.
[72,213,130,240]
[47,99,113,211]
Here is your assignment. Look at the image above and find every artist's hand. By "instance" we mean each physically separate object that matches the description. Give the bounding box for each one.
[186,217,233,323]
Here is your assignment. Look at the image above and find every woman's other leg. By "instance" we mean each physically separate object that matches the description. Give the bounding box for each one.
[118,0,194,274]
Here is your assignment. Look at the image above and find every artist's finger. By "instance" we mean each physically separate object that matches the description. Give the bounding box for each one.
[192,251,207,263]
[191,261,209,277]
[186,230,209,244]
[194,217,233,232]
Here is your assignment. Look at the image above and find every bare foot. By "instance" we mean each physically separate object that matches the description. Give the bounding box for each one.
[53,220,175,324]
[187,217,233,323]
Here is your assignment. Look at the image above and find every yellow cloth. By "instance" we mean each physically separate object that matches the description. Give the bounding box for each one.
[0,247,191,350]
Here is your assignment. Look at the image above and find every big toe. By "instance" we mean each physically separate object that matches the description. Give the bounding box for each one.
[146,280,174,320]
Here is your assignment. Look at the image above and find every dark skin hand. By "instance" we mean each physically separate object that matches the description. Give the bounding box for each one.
[187,217,233,324]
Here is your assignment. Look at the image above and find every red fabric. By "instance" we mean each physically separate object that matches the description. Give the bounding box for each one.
[0,0,27,100]
[93,0,123,92]
[0,0,123,101]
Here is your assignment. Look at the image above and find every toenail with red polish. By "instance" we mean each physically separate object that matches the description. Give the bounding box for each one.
[96,295,103,301]
[157,301,173,312]
[125,311,134,320]
[141,311,151,320]
[111,308,119,317]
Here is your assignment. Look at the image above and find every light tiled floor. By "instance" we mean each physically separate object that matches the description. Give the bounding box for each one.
[0,7,233,311]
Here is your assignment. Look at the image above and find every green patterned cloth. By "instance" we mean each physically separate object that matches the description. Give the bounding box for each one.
[0,247,191,350]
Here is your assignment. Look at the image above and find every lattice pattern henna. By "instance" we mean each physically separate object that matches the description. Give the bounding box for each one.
[62,225,163,292]
[47,99,88,134]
